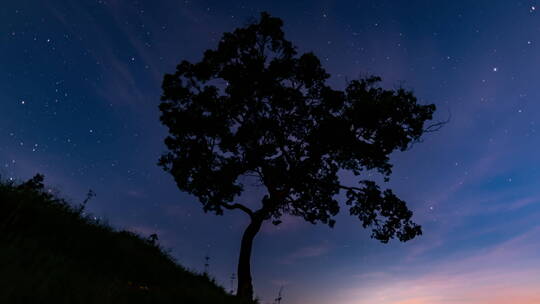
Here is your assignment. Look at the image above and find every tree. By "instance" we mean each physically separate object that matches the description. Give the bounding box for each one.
[158,12,438,301]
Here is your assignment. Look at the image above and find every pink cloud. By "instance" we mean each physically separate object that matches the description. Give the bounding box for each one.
[333,226,540,304]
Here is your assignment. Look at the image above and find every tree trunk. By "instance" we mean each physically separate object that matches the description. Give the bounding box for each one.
[236,215,264,301]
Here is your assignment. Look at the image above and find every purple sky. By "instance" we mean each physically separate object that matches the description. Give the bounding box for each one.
[3,1,540,303]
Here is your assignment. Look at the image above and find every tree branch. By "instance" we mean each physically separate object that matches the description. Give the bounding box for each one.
[404,111,451,151]
[424,110,451,133]
[338,184,364,192]
[223,203,254,217]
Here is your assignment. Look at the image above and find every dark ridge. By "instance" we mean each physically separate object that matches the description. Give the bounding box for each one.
[0,174,247,304]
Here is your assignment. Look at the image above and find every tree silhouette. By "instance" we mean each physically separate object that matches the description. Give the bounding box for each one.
[159,12,438,301]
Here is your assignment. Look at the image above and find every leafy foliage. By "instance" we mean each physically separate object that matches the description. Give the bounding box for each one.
[159,12,436,242]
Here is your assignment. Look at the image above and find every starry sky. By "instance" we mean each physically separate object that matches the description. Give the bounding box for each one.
[4,1,540,303]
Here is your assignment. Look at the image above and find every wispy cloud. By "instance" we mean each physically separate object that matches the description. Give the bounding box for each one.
[335,226,540,304]
[261,215,307,235]
[278,241,331,265]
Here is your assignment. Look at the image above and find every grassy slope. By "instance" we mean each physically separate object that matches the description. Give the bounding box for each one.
[0,175,244,304]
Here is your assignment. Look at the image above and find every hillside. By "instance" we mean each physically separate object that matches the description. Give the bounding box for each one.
[0,174,246,304]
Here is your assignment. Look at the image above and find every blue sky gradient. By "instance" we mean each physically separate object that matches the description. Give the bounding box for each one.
[3,1,540,303]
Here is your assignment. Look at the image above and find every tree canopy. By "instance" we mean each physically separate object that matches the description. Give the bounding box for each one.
[158,12,437,300]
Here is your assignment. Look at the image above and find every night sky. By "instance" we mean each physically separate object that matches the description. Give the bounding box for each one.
[4,1,540,303]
